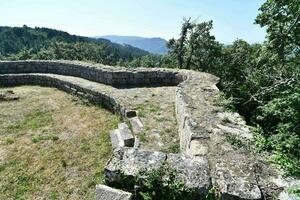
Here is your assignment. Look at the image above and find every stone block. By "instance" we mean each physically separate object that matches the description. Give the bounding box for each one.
[118,123,135,147]
[105,148,166,182]
[166,154,211,196]
[95,184,132,200]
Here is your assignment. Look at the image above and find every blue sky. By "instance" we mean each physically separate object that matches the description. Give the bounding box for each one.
[0,0,266,43]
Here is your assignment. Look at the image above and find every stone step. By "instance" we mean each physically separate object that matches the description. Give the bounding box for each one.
[118,123,135,147]
[109,129,124,149]
[96,184,132,200]
[128,116,144,134]
[109,123,135,150]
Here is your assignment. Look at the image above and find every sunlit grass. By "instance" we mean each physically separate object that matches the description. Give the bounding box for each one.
[0,86,119,199]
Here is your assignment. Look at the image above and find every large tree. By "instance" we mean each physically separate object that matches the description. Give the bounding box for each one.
[167,19,222,71]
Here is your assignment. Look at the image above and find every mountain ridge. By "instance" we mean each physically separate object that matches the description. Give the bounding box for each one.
[96,35,168,55]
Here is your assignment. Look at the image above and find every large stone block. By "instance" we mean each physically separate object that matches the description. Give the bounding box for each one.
[166,154,211,196]
[105,148,166,183]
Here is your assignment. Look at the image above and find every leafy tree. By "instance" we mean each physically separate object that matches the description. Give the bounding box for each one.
[255,0,300,64]
[167,19,222,71]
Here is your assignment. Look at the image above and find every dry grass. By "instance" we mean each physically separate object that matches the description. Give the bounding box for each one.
[0,86,119,200]
[122,86,179,153]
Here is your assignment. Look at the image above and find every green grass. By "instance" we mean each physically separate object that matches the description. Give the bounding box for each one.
[134,103,160,118]
[4,137,14,145]
[31,134,59,143]
[7,110,53,132]
[0,86,119,200]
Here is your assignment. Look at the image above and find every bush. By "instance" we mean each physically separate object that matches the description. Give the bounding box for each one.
[254,88,300,176]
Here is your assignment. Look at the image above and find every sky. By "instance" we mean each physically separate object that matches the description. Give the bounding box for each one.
[0,0,266,43]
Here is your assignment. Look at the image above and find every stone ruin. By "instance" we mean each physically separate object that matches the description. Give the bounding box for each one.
[0,60,299,200]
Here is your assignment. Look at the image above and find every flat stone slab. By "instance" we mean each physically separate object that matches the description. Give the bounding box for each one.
[110,130,124,149]
[96,184,132,200]
[129,117,144,134]
[0,90,19,101]
[105,148,166,182]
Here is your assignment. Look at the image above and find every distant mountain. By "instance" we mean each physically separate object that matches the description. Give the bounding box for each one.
[98,35,168,55]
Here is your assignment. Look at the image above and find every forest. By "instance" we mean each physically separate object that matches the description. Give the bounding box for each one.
[0,0,299,176]
[0,25,149,65]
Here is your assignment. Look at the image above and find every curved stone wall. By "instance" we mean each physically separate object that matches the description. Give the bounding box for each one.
[0,60,184,88]
[0,60,293,200]
[0,73,123,113]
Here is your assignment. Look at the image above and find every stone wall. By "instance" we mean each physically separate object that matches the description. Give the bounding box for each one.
[0,73,123,113]
[0,60,216,153]
[0,60,185,88]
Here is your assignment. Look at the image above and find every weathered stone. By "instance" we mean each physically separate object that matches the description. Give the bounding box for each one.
[118,123,135,147]
[0,60,297,199]
[213,158,261,200]
[95,184,132,200]
[105,148,166,183]
[110,129,124,149]
[167,154,211,196]
[0,90,19,101]
[129,116,144,134]
[186,139,209,156]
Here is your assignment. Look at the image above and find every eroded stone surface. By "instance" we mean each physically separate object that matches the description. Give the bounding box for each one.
[167,154,211,195]
[105,148,212,197]
[96,184,132,200]
[105,148,166,183]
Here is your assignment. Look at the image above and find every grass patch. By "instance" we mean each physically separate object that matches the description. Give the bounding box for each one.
[31,134,59,143]
[134,103,160,118]
[0,86,119,199]
[139,131,147,142]
[5,137,14,145]
[7,110,53,132]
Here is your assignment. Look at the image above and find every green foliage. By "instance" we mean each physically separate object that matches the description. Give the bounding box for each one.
[255,0,300,62]
[288,185,300,197]
[254,88,300,176]
[167,19,222,71]
[136,165,198,200]
[0,26,149,65]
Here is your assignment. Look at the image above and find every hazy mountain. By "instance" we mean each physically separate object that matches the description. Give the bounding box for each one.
[97,35,168,55]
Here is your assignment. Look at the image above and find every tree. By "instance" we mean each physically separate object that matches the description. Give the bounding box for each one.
[255,0,300,64]
[167,19,222,71]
